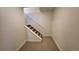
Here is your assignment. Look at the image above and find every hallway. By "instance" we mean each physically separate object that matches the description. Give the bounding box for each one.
[20,37,59,51]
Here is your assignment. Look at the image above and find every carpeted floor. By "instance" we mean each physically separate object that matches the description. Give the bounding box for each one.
[20,37,59,51]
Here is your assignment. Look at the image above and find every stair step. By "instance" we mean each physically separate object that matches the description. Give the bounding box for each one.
[32,29,36,32]
[25,25,43,39]
[27,25,31,27]
[30,27,33,29]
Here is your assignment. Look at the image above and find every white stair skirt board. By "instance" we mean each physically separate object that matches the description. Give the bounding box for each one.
[51,36,62,51]
[16,40,27,51]
[24,25,42,40]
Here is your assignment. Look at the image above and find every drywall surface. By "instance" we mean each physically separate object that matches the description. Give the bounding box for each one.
[24,12,52,36]
[0,8,26,50]
[26,28,41,42]
[52,7,79,50]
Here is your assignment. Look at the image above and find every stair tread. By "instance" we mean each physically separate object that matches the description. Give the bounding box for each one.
[26,25,43,39]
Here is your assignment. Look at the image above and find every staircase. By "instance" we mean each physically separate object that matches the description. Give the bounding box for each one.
[24,14,49,36]
[24,14,49,41]
[24,25,43,40]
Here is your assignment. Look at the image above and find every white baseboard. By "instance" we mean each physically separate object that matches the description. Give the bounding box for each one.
[16,40,27,51]
[51,36,63,51]
[54,40,63,51]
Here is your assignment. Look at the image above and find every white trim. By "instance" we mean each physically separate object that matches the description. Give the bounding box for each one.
[54,39,63,51]
[24,25,42,40]
[16,40,27,51]
[51,36,63,51]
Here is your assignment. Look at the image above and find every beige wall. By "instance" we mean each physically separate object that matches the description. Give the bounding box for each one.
[52,7,79,50]
[0,8,26,50]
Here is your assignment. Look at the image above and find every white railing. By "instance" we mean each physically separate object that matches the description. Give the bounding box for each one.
[24,14,49,36]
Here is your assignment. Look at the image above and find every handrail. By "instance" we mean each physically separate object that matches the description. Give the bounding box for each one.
[24,14,49,35]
